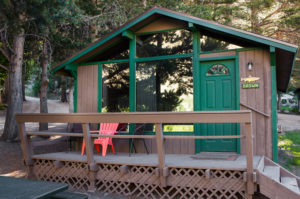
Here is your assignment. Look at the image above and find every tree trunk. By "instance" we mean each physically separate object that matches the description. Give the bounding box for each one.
[61,76,67,102]
[39,41,49,131]
[1,30,25,141]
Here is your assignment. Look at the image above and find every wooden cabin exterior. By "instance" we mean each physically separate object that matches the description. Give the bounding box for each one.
[52,7,297,162]
[18,7,298,199]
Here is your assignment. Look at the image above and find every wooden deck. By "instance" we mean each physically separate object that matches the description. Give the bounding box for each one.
[32,152,263,171]
[16,111,256,198]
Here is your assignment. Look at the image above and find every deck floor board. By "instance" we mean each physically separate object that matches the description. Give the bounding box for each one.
[32,152,262,170]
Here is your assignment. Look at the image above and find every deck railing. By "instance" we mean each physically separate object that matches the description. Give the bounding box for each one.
[15,110,254,195]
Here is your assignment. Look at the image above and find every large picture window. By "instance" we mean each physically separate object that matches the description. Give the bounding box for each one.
[136,58,193,132]
[102,63,129,112]
[136,29,192,58]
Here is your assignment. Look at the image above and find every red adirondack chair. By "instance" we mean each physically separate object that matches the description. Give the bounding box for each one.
[81,123,119,156]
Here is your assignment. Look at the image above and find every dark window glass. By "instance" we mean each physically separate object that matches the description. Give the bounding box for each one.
[102,63,129,112]
[207,64,229,76]
[200,35,242,52]
[136,58,193,132]
[136,29,192,58]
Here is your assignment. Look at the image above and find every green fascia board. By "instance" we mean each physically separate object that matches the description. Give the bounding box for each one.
[52,7,297,73]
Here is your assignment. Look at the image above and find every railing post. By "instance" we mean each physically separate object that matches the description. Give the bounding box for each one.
[155,123,167,187]
[82,123,98,192]
[18,122,34,179]
[245,121,254,198]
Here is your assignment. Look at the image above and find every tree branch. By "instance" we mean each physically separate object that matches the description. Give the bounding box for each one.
[0,64,8,71]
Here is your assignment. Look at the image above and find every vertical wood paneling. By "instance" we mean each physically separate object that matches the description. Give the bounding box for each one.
[264,51,272,158]
[239,49,272,158]
[77,65,98,113]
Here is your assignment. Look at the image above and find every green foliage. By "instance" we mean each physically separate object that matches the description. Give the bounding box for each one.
[279,131,300,167]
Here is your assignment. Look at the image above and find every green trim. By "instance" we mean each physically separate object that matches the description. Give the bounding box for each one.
[122,30,135,40]
[52,7,297,73]
[192,28,201,153]
[97,64,102,113]
[235,53,241,154]
[129,32,136,136]
[135,27,184,35]
[65,63,77,71]
[80,59,129,66]
[199,55,236,62]
[270,46,278,162]
[135,53,193,62]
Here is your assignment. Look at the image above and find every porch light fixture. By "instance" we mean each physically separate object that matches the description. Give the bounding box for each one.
[247,61,253,71]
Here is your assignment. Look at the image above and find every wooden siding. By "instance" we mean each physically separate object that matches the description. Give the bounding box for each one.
[77,65,98,113]
[136,17,186,34]
[239,49,272,158]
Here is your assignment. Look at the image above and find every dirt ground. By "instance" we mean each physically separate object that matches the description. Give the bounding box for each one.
[0,98,299,198]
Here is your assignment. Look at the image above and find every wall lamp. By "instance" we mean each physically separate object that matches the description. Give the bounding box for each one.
[247,61,253,71]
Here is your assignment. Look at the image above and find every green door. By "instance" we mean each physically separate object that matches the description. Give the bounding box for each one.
[198,60,237,152]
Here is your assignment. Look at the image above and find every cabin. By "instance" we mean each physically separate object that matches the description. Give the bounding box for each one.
[17,7,299,199]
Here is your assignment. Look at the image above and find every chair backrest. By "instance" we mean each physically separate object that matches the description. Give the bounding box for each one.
[99,123,119,135]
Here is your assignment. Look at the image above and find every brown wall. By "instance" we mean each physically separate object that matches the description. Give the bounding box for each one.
[239,49,272,159]
[77,65,98,113]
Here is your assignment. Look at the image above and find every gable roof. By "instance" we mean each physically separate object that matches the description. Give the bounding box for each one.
[52,6,298,92]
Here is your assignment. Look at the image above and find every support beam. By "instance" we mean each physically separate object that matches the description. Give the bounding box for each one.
[82,123,97,191]
[155,123,167,187]
[192,26,201,153]
[270,46,278,162]
[129,30,136,136]
[122,30,135,40]
[18,123,34,178]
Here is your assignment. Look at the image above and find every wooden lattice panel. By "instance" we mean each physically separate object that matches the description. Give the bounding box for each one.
[33,160,246,198]
[95,164,246,199]
[33,159,90,190]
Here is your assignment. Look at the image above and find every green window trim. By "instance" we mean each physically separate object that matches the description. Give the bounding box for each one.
[135,53,193,62]
[235,53,241,154]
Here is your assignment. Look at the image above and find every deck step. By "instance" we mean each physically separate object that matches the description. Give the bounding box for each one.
[281,177,300,193]
[263,166,280,182]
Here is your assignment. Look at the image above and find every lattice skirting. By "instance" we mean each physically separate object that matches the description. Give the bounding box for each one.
[33,160,246,198]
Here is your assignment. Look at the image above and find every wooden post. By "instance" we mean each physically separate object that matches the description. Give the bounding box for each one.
[245,121,254,198]
[82,123,98,191]
[155,123,167,187]
[18,122,34,179]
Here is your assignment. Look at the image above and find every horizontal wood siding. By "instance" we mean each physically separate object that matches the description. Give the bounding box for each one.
[77,65,98,113]
[239,49,272,158]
